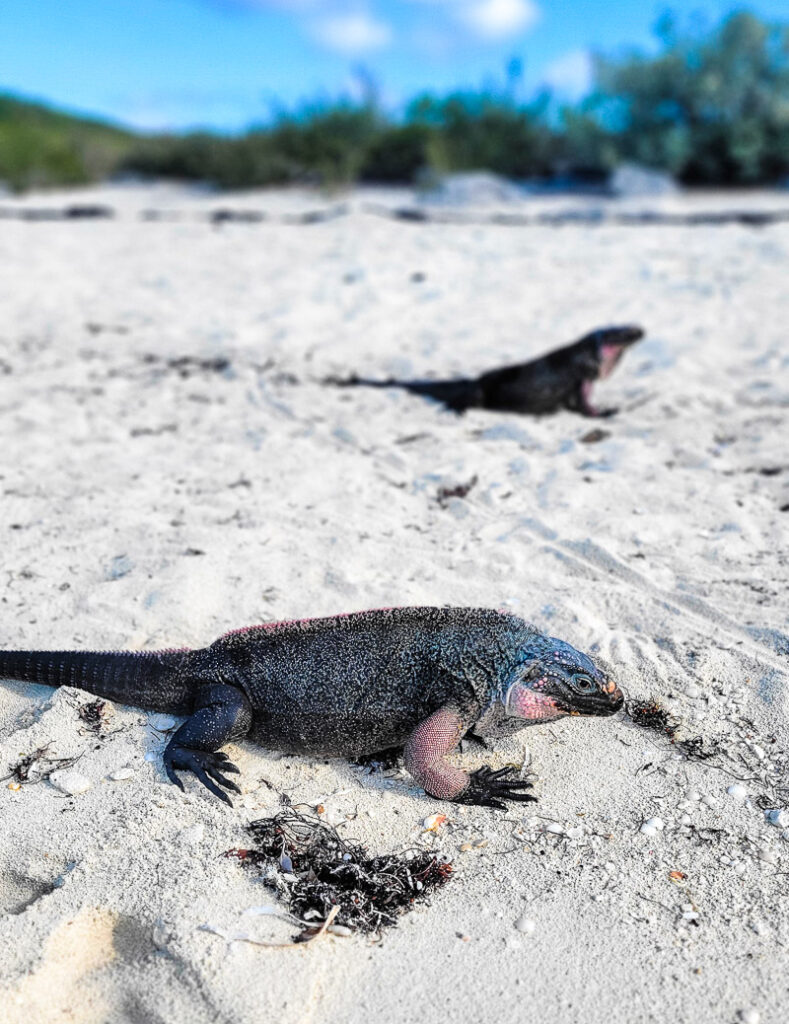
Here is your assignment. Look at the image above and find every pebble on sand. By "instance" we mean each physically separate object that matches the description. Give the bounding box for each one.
[727,784,748,802]
[640,817,665,836]
[51,771,92,795]
[514,915,536,934]
[149,714,177,732]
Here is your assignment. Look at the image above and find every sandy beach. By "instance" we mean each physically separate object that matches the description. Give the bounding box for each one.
[1,183,788,1024]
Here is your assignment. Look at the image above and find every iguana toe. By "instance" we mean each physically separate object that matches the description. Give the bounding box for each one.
[163,746,241,805]
[456,765,537,810]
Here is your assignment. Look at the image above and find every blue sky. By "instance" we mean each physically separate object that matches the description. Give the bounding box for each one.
[1,1,786,132]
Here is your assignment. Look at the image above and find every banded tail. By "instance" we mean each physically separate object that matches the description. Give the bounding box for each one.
[0,648,194,713]
[326,375,480,413]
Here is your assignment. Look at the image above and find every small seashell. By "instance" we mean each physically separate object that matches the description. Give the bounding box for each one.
[680,814,692,826]
[765,809,789,828]
[8,781,21,791]
[640,817,665,836]
[149,714,177,732]
[422,813,448,832]
[110,768,134,781]
[727,784,748,801]
[50,771,91,795]
[738,1010,760,1024]
[328,925,353,937]
[544,822,564,835]
[684,684,701,699]
[685,790,702,802]
[514,915,536,934]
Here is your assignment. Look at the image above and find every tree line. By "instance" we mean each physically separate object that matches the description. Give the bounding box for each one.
[2,11,787,193]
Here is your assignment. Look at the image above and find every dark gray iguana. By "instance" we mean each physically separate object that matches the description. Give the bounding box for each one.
[0,607,623,808]
[328,325,644,418]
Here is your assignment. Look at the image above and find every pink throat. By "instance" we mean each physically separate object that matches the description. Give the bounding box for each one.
[507,687,567,722]
[598,343,625,380]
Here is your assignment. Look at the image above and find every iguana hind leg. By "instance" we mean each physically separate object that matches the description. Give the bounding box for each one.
[163,683,252,805]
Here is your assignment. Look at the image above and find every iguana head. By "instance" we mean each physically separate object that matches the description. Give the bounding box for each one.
[565,324,644,416]
[503,635,623,723]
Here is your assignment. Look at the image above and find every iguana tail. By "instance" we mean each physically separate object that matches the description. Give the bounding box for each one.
[327,375,480,413]
[0,648,193,713]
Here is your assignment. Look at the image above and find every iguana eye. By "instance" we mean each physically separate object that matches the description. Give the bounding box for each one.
[572,674,595,693]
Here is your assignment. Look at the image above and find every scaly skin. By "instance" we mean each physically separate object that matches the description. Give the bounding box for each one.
[328,325,644,417]
[0,607,624,808]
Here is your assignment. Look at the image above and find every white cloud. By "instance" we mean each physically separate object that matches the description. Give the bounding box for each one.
[311,11,392,54]
[459,0,539,39]
[543,49,593,98]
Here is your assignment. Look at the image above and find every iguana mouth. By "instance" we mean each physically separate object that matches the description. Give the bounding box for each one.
[579,331,643,416]
[598,343,628,380]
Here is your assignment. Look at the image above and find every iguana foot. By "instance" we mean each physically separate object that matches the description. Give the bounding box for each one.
[163,746,241,805]
[455,766,537,811]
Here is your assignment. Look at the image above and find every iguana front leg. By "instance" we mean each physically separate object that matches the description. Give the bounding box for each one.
[404,706,536,810]
[163,683,252,805]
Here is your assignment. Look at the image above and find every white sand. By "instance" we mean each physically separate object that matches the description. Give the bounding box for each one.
[1,184,788,1024]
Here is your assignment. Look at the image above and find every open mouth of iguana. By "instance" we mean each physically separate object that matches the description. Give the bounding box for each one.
[579,327,644,416]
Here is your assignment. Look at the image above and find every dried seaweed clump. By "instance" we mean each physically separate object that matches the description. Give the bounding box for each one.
[78,699,108,735]
[1,745,80,785]
[626,699,718,761]
[229,809,452,938]
[627,699,679,738]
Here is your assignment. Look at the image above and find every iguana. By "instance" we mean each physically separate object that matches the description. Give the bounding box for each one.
[0,607,623,808]
[328,325,644,417]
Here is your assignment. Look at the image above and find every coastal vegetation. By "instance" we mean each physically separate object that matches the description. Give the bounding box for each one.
[1,11,787,192]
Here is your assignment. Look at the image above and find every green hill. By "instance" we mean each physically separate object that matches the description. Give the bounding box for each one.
[0,94,135,192]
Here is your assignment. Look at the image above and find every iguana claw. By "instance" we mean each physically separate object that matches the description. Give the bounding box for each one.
[163,746,241,806]
[455,765,537,811]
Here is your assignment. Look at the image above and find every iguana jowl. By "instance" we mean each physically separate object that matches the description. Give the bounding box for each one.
[0,607,624,808]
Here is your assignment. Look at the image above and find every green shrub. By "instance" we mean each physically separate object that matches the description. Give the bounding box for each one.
[589,11,789,184]
[359,123,434,183]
